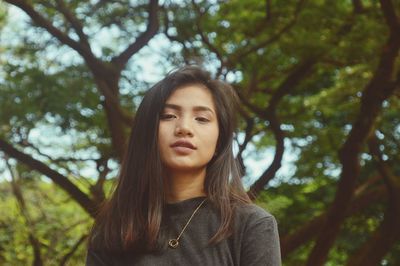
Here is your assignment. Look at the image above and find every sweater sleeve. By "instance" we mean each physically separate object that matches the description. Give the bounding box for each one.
[240,214,281,266]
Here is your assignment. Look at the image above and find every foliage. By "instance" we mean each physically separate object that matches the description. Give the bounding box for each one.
[0,0,399,265]
[0,176,91,265]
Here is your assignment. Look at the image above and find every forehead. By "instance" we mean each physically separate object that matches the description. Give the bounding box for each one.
[165,84,216,110]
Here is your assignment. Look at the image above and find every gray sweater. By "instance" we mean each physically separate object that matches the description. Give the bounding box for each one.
[86,197,281,265]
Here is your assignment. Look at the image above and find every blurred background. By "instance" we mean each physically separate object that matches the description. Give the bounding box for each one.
[0,0,399,265]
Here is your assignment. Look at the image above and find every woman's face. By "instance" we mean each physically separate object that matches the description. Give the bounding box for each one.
[158,84,219,173]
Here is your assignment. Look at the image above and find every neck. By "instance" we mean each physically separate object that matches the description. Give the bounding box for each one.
[165,168,207,203]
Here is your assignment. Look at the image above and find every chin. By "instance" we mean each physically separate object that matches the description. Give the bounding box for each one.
[165,163,207,172]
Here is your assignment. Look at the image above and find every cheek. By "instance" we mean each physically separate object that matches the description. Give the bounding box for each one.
[207,126,219,152]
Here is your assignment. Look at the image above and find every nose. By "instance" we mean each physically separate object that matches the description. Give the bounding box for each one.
[175,118,193,137]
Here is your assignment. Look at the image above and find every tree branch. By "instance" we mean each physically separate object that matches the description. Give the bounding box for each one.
[232,0,306,61]
[248,110,284,199]
[191,0,226,75]
[345,136,400,265]
[265,0,272,21]
[379,0,400,33]
[17,138,96,164]
[5,1,134,158]
[237,116,256,159]
[268,58,317,111]
[5,0,95,62]
[55,0,90,47]
[281,184,387,258]
[162,6,191,65]
[246,59,317,197]
[59,234,88,266]
[306,5,400,262]
[5,158,43,266]
[352,0,364,14]
[112,0,159,70]
[236,114,257,176]
[0,139,97,217]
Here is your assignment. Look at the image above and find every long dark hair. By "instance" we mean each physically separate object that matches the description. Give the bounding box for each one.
[89,66,251,253]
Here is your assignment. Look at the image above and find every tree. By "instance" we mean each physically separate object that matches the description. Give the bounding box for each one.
[165,0,400,264]
[0,0,399,265]
[1,0,159,215]
[0,0,160,263]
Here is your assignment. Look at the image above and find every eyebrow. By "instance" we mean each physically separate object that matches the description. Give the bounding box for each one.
[163,103,215,114]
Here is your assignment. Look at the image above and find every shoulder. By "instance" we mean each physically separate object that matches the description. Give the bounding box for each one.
[234,203,276,226]
[233,203,282,265]
[233,203,279,241]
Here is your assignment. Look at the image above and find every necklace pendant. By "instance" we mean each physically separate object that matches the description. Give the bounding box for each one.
[168,239,179,248]
[167,198,207,249]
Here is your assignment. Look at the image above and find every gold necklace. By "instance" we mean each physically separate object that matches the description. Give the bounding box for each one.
[168,198,207,249]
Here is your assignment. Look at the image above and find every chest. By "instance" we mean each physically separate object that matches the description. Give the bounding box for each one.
[117,209,245,266]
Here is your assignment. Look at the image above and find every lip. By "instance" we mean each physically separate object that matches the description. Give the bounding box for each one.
[170,140,197,150]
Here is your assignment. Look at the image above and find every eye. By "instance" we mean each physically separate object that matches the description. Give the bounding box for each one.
[195,117,210,123]
[160,113,177,120]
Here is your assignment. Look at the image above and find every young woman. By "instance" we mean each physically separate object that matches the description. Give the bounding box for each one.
[86,66,281,265]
